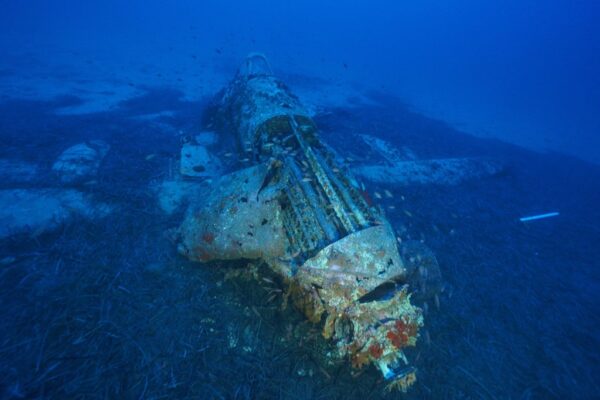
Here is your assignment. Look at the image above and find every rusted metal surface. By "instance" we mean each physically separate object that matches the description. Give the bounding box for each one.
[178,164,288,263]
[177,54,431,391]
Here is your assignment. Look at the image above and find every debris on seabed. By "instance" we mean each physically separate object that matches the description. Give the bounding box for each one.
[519,212,560,222]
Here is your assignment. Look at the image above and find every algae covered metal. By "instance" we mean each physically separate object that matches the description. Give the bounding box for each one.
[178,54,429,391]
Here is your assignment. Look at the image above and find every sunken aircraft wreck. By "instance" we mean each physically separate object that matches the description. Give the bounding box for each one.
[176,54,440,392]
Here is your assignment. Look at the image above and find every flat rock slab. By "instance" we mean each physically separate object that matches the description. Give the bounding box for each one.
[353,158,504,186]
[52,140,110,183]
[180,143,222,178]
[0,159,40,186]
[0,189,112,239]
[358,134,417,164]
[155,179,204,215]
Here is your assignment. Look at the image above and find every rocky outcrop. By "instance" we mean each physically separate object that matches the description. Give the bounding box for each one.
[0,189,112,239]
[52,140,110,183]
[353,157,504,186]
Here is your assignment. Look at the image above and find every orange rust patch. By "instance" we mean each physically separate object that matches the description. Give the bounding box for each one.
[386,319,418,348]
[202,232,215,244]
[351,351,370,369]
[191,245,211,262]
[360,190,373,206]
[368,343,383,359]
[396,319,418,337]
[386,330,408,348]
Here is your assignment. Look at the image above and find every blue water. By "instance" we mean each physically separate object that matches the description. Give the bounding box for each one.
[1,1,599,399]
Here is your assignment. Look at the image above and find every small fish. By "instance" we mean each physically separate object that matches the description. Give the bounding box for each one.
[257,159,281,199]
[414,351,422,363]
[319,366,332,380]
[374,192,382,199]
[224,152,233,157]
[239,158,250,162]
[30,222,50,239]
[281,135,293,144]
[404,210,413,217]
[145,154,156,161]
[118,285,131,293]
[0,256,16,265]
[384,189,393,198]
[267,294,277,303]
[302,177,312,182]
[388,205,396,210]
[332,168,340,173]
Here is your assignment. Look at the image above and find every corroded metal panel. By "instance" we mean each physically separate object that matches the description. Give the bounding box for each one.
[178,54,430,392]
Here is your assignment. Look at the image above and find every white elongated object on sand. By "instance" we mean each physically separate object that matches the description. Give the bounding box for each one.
[519,212,560,222]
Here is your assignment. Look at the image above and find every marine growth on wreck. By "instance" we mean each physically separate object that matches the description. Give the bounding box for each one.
[176,54,437,391]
